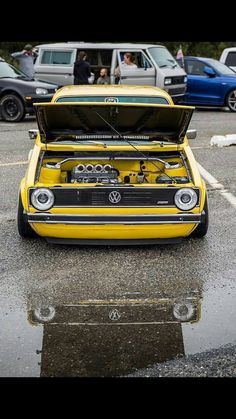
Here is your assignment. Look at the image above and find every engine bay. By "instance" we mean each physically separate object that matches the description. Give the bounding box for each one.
[37,151,192,186]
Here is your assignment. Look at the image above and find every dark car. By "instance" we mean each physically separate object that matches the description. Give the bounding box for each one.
[182,56,236,112]
[0,58,58,122]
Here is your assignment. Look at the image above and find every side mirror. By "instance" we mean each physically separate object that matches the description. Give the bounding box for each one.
[204,66,216,77]
[28,129,39,140]
[187,129,197,139]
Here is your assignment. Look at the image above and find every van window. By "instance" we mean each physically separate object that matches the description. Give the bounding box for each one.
[117,51,153,69]
[100,50,113,66]
[225,52,236,67]
[148,47,178,68]
[41,50,73,65]
[78,50,98,66]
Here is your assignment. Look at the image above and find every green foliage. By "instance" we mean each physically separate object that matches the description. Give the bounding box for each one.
[163,42,236,59]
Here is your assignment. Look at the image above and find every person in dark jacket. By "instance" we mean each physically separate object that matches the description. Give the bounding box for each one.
[73,51,91,85]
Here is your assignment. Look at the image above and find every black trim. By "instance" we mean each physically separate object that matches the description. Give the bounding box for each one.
[27,213,202,224]
[29,187,200,208]
[45,237,183,245]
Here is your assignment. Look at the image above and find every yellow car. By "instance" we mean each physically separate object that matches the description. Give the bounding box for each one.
[17,85,208,244]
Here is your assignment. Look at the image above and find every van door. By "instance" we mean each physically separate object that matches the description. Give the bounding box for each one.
[34,49,76,85]
[115,49,155,85]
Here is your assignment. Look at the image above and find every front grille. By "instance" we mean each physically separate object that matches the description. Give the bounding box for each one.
[29,187,200,208]
[91,190,154,206]
[172,76,186,85]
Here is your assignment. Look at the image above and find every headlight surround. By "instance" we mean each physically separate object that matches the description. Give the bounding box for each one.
[184,75,187,83]
[33,306,56,323]
[164,77,172,85]
[174,188,198,211]
[31,188,54,210]
[173,302,196,322]
[36,87,48,95]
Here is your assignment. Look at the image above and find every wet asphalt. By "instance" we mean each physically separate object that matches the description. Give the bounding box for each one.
[0,108,236,377]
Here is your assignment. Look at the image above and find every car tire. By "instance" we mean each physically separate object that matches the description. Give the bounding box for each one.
[0,94,25,122]
[191,194,209,238]
[225,89,236,112]
[17,193,37,238]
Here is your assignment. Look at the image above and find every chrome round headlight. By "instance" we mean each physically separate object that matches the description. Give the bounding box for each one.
[31,188,54,210]
[36,87,48,95]
[174,188,198,210]
[173,302,195,322]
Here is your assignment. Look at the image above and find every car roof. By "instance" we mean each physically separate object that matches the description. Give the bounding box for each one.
[52,84,172,102]
[36,42,164,49]
[184,56,210,60]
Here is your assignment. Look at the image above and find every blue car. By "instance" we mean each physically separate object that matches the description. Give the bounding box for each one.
[182,56,236,112]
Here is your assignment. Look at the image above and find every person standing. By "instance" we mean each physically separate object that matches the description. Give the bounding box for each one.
[11,44,38,79]
[73,51,91,85]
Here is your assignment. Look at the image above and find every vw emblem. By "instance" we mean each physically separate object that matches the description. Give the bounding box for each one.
[109,190,121,204]
[109,309,121,321]
[104,97,119,103]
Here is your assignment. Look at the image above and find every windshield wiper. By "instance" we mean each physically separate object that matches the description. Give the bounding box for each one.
[93,110,175,182]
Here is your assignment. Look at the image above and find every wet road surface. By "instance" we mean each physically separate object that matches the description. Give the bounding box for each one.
[0,110,236,377]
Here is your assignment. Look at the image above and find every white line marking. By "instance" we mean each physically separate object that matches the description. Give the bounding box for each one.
[198,162,236,209]
[0,161,28,167]
[0,123,16,127]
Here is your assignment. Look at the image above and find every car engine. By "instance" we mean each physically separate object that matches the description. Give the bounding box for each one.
[71,163,119,184]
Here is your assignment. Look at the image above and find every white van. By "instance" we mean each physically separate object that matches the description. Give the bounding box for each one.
[34,42,187,102]
[219,47,236,72]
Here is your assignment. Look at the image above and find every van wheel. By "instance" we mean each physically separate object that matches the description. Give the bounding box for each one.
[0,94,25,122]
[225,90,236,112]
[17,193,37,238]
[191,195,209,238]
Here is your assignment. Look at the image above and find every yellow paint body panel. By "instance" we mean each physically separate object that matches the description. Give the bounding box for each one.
[31,223,196,239]
[19,85,207,242]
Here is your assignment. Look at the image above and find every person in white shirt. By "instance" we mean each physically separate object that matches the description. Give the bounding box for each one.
[114,52,137,82]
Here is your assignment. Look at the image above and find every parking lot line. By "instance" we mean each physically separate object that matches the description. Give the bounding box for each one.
[0,161,28,167]
[198,162,236,209]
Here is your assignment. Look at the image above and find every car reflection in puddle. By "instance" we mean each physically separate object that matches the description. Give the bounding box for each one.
[28,296,201,377]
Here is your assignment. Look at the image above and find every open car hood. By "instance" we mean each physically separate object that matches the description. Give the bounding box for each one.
[34,103,194,144]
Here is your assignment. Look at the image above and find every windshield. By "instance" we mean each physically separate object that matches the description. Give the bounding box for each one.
[56,96,169,104]
[148,47,179,68]
[204,58,236,75]
[0,61,29,79]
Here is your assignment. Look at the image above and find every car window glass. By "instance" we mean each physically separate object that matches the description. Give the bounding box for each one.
[225,52,236,67]
[185,60,206,76]
[56,96,169,104]
[42,51,73,65]
[118,51,152,69]
[0,61,26,78]
[100,50,113,66]
[148,47,178,68]
[204,58,235,75]
[77,50,98,66]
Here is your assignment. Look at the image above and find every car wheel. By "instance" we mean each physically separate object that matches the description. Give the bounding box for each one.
[225,90,236,112]
[0,94,25,122]
[191,195,209,238]
[17,193,37,238]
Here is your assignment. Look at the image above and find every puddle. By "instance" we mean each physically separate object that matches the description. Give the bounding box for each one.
[0,276,235,376]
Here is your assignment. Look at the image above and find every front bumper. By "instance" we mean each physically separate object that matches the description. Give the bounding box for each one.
[24,94,54,114]
[26,211,205,243]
